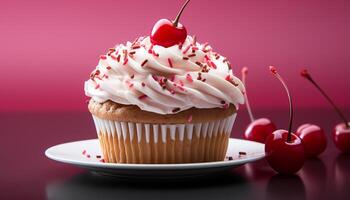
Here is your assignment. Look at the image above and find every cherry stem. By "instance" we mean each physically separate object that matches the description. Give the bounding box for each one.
[270,66,293,142]
[301,69,349,128]
[241,67,255,122]
[173,0,191,27]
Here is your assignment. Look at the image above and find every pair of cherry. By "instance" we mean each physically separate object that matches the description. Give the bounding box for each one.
[242,67,349,174]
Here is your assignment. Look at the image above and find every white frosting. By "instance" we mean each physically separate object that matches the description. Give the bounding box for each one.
[85,36,245,114]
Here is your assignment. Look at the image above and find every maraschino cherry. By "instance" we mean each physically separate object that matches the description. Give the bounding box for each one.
[296,123,327,158]
[242,67,277,143]
[301,69,350,153]
[265,66,305,174]
[150,0,190,47]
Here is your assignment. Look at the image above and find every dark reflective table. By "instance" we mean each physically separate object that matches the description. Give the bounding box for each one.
[1,108,349,200]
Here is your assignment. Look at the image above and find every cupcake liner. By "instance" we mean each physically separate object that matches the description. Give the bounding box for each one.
[91,114,236,164]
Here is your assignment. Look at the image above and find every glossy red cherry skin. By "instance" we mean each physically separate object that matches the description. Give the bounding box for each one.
[244,118,277,143]
[150,19,187,48]
[296,123,327,158]
[333,122,350,153]
[265,130,305,174]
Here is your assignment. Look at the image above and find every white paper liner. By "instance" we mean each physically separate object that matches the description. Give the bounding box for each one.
[91,114,237,163]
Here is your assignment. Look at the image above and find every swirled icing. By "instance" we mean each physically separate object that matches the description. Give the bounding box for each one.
[84,36,244,114]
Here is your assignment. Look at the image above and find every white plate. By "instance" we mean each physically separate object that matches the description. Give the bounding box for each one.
[45,138,265,178]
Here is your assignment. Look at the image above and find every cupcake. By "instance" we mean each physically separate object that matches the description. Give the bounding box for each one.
[84,2,244,164]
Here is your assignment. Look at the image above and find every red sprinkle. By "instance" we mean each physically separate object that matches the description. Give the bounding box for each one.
[152,75,159,81]
[210,61,217,69]
[100,159,105,163]
[123,58,129,65]
[123,49,128,61]
[188,53,196,57]
[106,66,112,70]
[110,54,118,61]
[152,51,159,57]
[141,82,146,87]
[195,61,202,67]
[225,75,231,81]
[87,154,91,158]
[183,57,189,60]
[132,45,140,49]
[82,150,86,155]
[95,84,100,89]
[130,74,135,79]
[148,44,154,53]
[100,55,107,60]
[138,94,148,100]
[116,54,121,62]
[186,74,193,82]
[96,155,102,158]
[183,45,191,54]
[168,58,173,68]
[239,151,247,155]
[141,59,148,67]
[128,83,134,88]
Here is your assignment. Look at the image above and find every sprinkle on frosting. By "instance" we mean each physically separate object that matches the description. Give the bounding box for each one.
[138,94,148,100]
[168,58,174,68]
[187,53,196,57]
[183,45,191,54]
[84,36,245,114]
[141,59,148,67]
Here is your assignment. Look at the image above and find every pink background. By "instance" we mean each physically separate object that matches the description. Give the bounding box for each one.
[1,0,349,112]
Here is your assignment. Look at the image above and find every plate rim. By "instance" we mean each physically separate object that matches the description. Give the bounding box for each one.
[45,138,265,170]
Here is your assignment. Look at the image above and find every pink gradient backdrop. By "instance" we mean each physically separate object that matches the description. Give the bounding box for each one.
[1,0,349,112]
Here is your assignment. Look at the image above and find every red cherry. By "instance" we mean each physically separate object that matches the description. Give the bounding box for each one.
[301,69,349,153]
[265,66,305,174]
[296,123,327,158]
[150,0,190,47]
[333,122,350,153]
[265,130,305,174]
[244,118,277,143]
[241,67,277,143]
